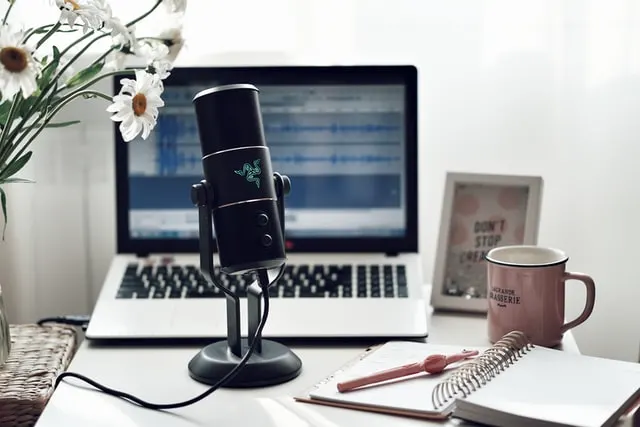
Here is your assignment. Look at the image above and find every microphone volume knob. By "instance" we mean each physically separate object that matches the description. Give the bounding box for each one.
[261,234,273,247]
[257,213,269,227]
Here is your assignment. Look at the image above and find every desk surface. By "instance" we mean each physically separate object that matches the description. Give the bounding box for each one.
[35,293,579,427]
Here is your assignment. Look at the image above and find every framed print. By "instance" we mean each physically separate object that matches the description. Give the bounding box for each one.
[431,172,543,313]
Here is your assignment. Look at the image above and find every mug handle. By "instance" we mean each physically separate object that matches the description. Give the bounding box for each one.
[560,272,596,333]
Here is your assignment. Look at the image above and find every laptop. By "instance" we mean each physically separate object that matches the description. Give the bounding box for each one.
[85,65,428,341]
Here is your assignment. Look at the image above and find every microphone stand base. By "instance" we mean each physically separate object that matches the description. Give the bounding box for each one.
[188,338,302,388]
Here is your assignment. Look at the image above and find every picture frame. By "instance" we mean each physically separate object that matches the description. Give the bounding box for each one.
[430,172,544,313]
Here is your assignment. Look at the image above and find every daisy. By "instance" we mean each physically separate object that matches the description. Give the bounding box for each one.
[55,0,108,34]
[138,42,171,79]
[103,22,138,72]
[0,25,41,101]
[162,0,187,13]
[107,70,165,142]
[104,17,137,50]
[156,25,185,63]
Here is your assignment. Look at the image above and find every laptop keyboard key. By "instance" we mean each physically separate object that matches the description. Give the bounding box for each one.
[135,290,149,298]
[116,289,134,299]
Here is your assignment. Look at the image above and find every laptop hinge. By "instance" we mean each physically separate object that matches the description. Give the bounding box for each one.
[385,252,399,257]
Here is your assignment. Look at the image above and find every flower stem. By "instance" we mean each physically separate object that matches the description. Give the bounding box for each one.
[36,23,62,49]
[7,90,113,168]
[9,31,110,145]
[2,0,15,25]
[127,0,163,27]
[23,24,55,43]
[0,94,22,165]
[53,68,139,107]
[89,47,114,69]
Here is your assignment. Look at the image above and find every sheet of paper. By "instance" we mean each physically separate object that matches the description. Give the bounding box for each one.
[458,346,640,427]
[310,340,488,415]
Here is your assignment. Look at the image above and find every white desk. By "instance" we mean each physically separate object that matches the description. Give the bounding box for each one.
[35,292,579,427]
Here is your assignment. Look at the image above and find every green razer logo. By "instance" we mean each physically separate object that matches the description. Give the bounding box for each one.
[234,159,262,188]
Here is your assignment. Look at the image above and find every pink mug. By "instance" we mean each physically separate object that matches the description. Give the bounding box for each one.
[485,245,596,347]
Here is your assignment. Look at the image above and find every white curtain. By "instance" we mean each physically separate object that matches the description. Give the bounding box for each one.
[1,0,639,362]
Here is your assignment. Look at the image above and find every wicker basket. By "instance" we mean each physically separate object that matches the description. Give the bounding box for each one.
[0,324,78,427]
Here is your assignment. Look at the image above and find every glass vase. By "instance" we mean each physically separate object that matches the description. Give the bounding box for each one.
[0,284,10,366]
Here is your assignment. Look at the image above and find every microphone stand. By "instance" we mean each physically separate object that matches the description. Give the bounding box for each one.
[187,173,302,388]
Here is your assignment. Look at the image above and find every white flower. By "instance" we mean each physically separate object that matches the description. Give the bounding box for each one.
[0,25,41,101]
[138,42,171,79]
[150,59,171,80]
[162,0,187,13]
[104,23,138,72]
[105,17,137,50]
[156,25,185,63]
[55,0,109,34]
[107,70,165,142]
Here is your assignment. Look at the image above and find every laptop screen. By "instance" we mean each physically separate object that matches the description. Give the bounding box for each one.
[115,66,418,254]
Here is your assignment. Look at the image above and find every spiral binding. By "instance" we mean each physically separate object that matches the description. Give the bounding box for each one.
[431,331,534,409]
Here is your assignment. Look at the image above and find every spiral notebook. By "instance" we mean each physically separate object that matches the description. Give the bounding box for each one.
[294,331,640,427]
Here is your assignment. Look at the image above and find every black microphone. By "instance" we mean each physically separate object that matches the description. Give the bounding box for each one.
[187,83,301,389]
[192,83,286,275]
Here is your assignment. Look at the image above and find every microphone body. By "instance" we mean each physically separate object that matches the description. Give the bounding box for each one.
[193,84,286,275]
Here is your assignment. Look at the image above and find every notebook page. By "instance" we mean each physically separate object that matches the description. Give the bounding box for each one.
[457,346,640,427]
[309,341,488,415]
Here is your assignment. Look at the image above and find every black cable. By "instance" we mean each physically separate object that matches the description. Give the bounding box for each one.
[51,266,282,410]
[37,315,91,331]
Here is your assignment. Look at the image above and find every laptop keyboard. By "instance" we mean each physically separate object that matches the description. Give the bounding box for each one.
[116,263,408,299]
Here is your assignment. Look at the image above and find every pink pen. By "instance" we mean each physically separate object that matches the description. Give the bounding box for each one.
[337,349,479,393]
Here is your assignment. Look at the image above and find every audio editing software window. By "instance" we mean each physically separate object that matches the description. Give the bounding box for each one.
[127,83,407,239]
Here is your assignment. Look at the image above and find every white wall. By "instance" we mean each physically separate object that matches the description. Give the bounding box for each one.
[0,0,638,362]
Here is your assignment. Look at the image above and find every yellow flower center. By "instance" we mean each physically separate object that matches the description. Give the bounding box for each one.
[132,93,147,116]
[65,0,80,10]
[0,47,28,73]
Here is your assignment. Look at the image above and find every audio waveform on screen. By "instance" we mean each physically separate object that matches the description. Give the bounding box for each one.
[271,154,401,165]
[154,144,201,175]
[263,123,400,134]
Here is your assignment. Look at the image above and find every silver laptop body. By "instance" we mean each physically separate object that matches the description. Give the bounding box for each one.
[85,65,428,341]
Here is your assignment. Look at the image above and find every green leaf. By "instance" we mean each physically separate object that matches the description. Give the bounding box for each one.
[17,94,39,119]
[0,187,6,241]
[44,120,81,128]
[52,46,61,62]
[65,60,105,88]
[38,58,59,88]
[0,151,32,182]
[1,177,34,183]
[0,101,11,128]
[28,120,81,129]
